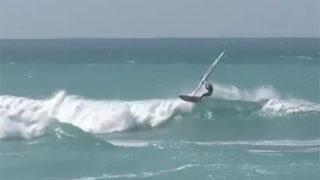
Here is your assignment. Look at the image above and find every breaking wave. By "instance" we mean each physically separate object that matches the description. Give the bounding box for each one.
[0,91,192,139]
[261,98,320,116]
[0,84,319,140]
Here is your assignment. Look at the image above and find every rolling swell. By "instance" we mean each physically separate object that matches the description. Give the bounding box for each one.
[0,84,319,140]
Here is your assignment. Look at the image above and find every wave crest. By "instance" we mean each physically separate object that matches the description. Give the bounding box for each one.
[0,91,193,139]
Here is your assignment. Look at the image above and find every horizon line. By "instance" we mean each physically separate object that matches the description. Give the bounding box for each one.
[0,36,319,40]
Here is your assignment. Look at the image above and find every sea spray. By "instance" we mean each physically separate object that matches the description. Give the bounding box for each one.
[213,83,280,101]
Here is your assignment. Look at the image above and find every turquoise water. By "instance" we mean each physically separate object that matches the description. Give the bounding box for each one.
[0,38,319,180]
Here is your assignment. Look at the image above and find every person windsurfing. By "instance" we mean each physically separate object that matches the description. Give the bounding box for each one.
[200,80,213,100]
[178,51,224,103]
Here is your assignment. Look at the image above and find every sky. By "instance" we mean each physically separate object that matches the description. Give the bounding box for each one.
[0,0,319,38]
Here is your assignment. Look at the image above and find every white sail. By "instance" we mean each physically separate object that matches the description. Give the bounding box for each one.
[192,51,225,96]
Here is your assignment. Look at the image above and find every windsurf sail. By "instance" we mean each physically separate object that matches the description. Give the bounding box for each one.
[192,51,225,96]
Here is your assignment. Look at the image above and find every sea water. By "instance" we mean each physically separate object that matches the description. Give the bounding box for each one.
[0,38,319,180]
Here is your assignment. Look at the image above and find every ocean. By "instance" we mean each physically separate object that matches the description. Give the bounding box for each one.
[0,38,319,180]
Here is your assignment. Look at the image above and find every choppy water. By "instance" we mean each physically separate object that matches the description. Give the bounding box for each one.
[0,38,319,180]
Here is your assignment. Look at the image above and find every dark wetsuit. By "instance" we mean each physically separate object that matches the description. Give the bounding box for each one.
[200,82,213,99]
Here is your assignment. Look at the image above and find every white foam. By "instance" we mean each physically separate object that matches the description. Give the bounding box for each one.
[108,139,320,149]
[280,55,318,61]
[0,116,48,140]
[261,98,320,116]
[212,83,320,115]
[0,95,51,139]
[296,56,317,61]
[55,127,77,139]
[107,140,153,148]
[248,148,319,154]
[0,91,193,139]
[70,163,225,180]
[186,139,320,147]
[212,83,280,101]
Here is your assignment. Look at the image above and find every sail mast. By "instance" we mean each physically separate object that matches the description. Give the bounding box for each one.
[192,51,225,96]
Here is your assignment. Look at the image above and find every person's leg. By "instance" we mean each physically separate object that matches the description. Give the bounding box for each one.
[200,92,210,100]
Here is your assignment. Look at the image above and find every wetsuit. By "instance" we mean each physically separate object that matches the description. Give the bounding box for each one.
[200,82,213,99]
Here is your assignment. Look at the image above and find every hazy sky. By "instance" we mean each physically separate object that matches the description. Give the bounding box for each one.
[1,0,319,38]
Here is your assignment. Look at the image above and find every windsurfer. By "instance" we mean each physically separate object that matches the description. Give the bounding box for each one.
[200,80,213,100]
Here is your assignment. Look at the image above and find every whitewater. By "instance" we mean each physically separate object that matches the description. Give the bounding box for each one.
[1,84,319,140]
